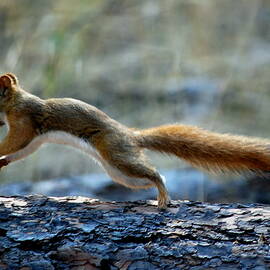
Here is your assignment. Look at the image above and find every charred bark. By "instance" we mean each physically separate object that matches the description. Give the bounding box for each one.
[0,195,269,269]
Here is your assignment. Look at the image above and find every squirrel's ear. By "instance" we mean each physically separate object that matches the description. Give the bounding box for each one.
[5,73,19,85]
[0,73,17,97]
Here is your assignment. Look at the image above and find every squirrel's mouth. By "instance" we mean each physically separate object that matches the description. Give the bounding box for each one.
[0,120,5,126]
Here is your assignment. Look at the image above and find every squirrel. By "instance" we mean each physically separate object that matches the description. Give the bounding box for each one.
[0,72,270,208]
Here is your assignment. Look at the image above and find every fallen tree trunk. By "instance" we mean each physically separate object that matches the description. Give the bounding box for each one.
[0,195,269,270]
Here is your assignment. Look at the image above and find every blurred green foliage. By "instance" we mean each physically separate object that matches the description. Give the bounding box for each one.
[0,0,270,182]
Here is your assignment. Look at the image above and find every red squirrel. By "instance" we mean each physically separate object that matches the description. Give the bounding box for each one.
[0,73,270,208]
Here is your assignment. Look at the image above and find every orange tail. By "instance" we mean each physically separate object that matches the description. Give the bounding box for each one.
[137,124,270,174]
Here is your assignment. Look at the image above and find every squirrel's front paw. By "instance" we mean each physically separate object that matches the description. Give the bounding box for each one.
[0,157,9,169]
[0,120,5,127]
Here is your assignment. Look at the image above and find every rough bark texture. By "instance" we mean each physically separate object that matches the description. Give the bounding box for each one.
[0,195,269,270]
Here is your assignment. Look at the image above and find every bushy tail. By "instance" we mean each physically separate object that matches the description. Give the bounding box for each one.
[136,124,270,174]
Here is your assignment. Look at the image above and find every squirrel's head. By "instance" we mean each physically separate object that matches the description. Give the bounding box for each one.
[0,73,19,111]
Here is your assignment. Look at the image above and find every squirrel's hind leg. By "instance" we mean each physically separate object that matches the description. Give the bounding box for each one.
[102,157,170,209]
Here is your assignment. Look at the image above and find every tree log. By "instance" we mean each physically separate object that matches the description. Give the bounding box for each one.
[0,195,269,270]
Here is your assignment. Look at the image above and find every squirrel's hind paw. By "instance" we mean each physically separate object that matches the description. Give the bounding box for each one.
[157,195,171,210]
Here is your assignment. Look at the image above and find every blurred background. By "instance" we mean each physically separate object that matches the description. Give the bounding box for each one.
[0,0,270,203]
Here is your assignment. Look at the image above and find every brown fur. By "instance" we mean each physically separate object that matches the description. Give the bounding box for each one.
[0,73,269,208]
[137,125,270,174]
